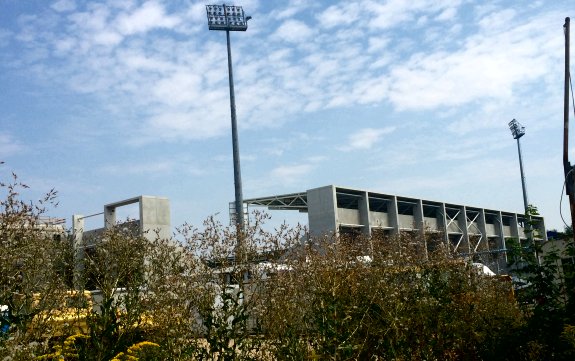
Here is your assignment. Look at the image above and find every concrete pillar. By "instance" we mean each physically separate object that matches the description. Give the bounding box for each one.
[537,218,547,241]
[139,196,171,241]
[72,214,84,290]
[478,209,487,252]
[104,205,116,229]
[414,199,426,259]
[307,186,338,240]
[102,196,170,239]
[72,214,84,248]
[388,196,399,235]
[359,191,371,237]
[496,211,508,264]
[439,203,448,246]
[511,214,520,240]
[458,206,469,254]
[415,199,424,236]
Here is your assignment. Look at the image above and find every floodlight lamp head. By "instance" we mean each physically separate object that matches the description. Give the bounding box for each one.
[206,4,249,31]
[508,119,525,139]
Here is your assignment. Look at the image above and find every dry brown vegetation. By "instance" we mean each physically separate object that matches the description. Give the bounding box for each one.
[1,172,574,360]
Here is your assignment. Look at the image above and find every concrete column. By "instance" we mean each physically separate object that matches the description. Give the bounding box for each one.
[458,206,470,254]
[415,199,424,236]
[439,203,448,246]
[139,196,171,241]
[72,214,84,290]
[359,191,371,237]
[72,214,84,248]
[537,218,547,241]
[307,186,338,240]
[511,214,520,240]
[478,209,487,252]
[414,199,426,259]
[388,196,399,235]
[104,205,116,229]
[496,212,505,248]
[496,211,508,264]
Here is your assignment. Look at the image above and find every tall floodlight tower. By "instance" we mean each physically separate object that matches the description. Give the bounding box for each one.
[206,4,251,235]
[509,119,530,215]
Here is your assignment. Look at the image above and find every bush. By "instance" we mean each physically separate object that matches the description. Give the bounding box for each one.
[3,171,573,360]
[257,233,524,360]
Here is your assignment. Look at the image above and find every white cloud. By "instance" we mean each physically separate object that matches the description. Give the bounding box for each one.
[249,152,328,192]
[4,0,566,146]
[118,49,173,72]
[387,12,559,111]
[101,160,174,175]
[341,127,396,151]
[478,8,516,32]
[365,0,463,30]
[93,30,123,46]
[273,19,313,43]
[67,5,111,33]
[317,3,360,29]
[378,157,518,207]
[267,164,313,188]
[367,37,390,53]
[51,0,76,12]
[100,158,206,176]
[116,1,180,35]
[435,7,457,21]
[144,110,229,141]
[271,164,312,178]
[0,133,23,157]
[269,0,312,21]
[152,72,203,106]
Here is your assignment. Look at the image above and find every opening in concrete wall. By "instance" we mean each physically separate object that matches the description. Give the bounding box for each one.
[397,200,415,215]
[368,196,388,212]
[336,191,361,210]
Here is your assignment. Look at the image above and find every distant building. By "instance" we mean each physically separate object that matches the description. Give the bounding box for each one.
[243,185,546,274]
[0,215,66,234]
[71,195,170,290]
[72,195,171,246]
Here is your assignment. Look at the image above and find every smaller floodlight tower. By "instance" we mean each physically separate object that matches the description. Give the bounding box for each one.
[509,119,529,216]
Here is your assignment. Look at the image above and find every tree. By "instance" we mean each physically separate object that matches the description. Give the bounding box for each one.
[0,172,74,359]
[506,205,575,360]
[257,232,524,360]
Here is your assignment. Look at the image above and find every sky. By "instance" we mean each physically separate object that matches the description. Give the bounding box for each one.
[0,0,573,234]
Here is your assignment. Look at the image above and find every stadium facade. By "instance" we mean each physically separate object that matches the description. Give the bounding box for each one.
[243,185,546,274]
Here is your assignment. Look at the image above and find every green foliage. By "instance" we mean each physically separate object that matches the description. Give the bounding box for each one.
[197,286,251,360]
[80,225,149,361]
[0,172,74,358]
[505,205,575,360]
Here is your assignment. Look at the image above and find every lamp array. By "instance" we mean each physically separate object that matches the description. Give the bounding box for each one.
[206,5,248,31]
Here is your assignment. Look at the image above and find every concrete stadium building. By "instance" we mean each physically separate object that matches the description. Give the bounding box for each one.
[72,195,171,247]
[71,195,171,290]
[244,185,546,274]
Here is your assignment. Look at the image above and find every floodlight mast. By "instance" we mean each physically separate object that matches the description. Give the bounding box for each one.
[509,119,529,216]
[206,4,250,239]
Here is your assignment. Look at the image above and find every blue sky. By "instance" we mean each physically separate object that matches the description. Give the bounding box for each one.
[0,0,573,233]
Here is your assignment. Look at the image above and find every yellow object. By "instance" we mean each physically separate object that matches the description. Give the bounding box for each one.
[30,291,93,337]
